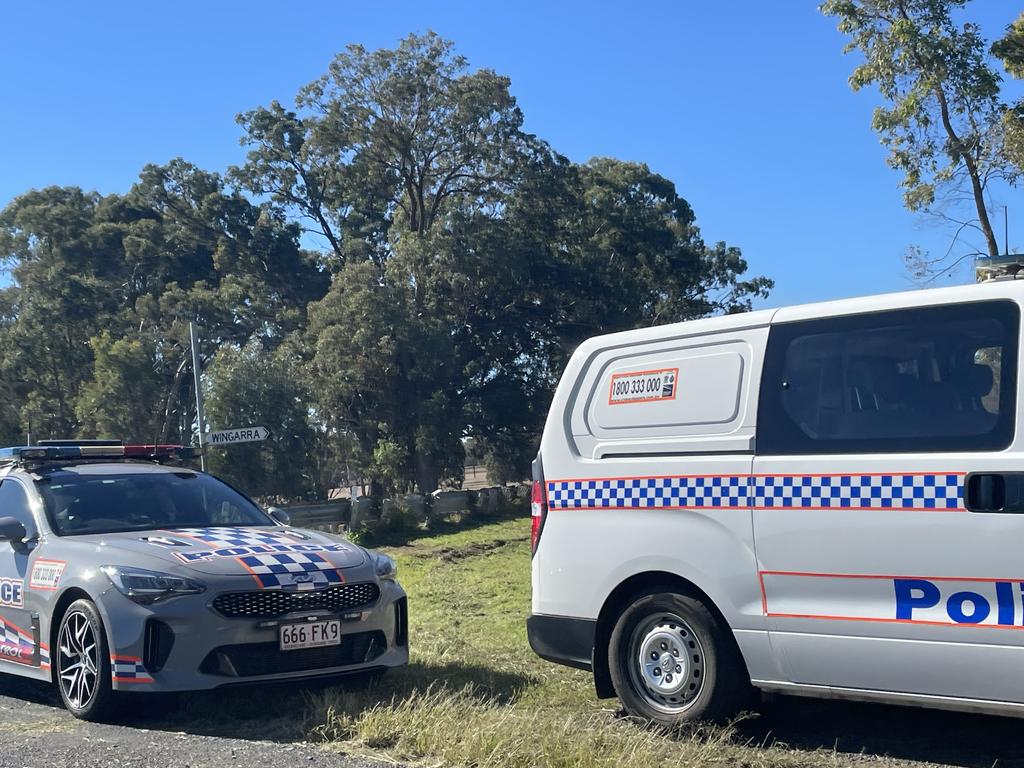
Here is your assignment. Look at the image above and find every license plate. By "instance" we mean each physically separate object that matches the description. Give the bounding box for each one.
[279,619,342,651]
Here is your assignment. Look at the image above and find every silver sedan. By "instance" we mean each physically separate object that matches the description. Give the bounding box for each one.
[0,444,408,720]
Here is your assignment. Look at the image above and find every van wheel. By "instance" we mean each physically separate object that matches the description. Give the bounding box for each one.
[55,599,117,721]
[608,589,746,725]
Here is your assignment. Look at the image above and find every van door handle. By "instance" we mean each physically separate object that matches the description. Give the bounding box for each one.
[963,473,1024,513]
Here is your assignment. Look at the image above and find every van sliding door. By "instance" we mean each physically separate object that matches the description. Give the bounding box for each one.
[751,299,1024,703]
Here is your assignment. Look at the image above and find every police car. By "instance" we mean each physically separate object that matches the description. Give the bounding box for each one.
[528,280,1024,723]
[0,441,408,720]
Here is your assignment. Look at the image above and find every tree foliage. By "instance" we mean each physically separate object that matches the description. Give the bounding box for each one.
[821,0,1014,264]
[993,12,1024,175]
[1,32,771,497]
[0,162,325,448]
[204,343,318,500]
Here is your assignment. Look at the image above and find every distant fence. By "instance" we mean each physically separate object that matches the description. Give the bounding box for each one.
[282,483,531,535]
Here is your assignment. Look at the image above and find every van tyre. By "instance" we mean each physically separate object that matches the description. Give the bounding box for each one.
[55,599,118,721]
[608,589,747,725]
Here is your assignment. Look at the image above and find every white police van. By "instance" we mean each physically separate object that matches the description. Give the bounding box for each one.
[527,281,1024,723]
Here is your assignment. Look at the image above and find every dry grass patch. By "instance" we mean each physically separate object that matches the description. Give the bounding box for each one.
[309,684,830,768]
[299,516,856,768]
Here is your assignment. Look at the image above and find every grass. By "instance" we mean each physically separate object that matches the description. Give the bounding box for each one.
[297,515,846,767]
[140,512,1024,767]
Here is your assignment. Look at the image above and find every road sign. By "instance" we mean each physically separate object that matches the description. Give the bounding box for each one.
[207,426,270,446]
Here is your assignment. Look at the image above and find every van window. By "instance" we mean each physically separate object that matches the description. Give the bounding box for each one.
[757,301,1019,455]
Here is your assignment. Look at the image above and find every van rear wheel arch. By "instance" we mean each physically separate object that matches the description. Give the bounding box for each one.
[593,572,749,701]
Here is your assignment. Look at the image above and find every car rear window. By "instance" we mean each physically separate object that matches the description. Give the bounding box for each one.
[757,300,1019,455]
[35,470,271,536]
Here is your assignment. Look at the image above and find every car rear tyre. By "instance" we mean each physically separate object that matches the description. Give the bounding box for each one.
[608,589,747,726]
[56,599,117,721]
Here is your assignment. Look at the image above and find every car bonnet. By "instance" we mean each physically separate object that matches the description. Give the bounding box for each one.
[73,526,368,580]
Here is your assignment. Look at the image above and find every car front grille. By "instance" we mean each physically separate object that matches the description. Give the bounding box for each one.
[199,630,386,677]
[212,582,381,618]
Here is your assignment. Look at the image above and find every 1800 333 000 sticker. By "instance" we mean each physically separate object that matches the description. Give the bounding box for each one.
[608,367,678,405]
[29,559,66,591]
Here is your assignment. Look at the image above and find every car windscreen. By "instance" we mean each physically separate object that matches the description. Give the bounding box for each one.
[35,470,272,536]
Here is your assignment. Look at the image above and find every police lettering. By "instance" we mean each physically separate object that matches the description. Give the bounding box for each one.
[894,578,1023,625]
[0,579,22,608]
[175,542,349,564]
[0,643,24,659]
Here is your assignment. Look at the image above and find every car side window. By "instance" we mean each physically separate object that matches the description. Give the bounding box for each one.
[0,479,37,536]
[758,300,1020,455]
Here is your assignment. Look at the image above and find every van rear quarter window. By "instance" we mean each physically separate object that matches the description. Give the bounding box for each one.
[757,300,1020,454]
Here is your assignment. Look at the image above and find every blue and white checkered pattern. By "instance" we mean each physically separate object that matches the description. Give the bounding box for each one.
[172,527,303,547]
[750,473,963,510]
[239,552,345,591]
[547,473,964,512]
[111,656,152,682]
[547,476,747,510]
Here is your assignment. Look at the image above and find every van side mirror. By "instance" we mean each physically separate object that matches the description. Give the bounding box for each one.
[0,517,27,547]
[267,506,290,526]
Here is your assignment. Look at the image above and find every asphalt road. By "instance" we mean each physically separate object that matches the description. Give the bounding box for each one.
[0,676,389,768]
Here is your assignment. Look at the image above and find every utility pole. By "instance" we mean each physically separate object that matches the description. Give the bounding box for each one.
[1004,205,1010,257]
[189,321,207,472]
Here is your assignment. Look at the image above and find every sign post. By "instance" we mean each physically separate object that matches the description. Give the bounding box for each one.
[189,321,207,472]
[207,426,271,447]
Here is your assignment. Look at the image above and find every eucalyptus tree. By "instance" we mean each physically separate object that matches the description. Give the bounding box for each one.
[238,33,770,493]
[822,0,1014,269]
[993,12,1024,175]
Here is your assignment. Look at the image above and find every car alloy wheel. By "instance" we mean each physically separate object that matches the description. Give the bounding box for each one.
[58,608,100,710]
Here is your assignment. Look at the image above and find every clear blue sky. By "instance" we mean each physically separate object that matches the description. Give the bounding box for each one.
[2,1,1021,308]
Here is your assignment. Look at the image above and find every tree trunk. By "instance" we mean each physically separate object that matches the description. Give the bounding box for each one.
[415,450,439,495]
[934,85,1001,258]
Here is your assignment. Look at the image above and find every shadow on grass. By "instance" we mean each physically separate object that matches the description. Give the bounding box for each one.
[105,658,535,741]
[734,694,1024,768]
[10,660,1024,768]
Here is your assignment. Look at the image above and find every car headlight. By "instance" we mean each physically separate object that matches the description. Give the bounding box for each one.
[100,565,205,604]
[372,552,398,581]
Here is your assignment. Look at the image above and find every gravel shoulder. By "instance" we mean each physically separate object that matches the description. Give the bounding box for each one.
[0,676,390,768]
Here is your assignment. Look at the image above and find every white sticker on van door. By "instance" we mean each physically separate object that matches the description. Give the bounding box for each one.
[608,367,678,405]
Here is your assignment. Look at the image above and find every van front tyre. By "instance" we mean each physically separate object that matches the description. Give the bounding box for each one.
[608,589,745,725]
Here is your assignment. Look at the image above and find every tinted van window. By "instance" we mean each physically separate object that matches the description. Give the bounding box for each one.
[758,301,1019,455]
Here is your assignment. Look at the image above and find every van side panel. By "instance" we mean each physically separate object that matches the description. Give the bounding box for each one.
[753,293,1024,703]
[534,467,758,624]
[532,318,777,681]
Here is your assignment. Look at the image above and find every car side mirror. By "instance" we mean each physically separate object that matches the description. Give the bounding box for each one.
[267,506,290,526]
[0,517,27,547]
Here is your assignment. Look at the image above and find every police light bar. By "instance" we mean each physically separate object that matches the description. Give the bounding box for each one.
[0,444,203,466]
[37,439,124,448]
[124,445,204,461]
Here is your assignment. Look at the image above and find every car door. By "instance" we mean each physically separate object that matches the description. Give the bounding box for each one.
[752,297,1024,703]
[0,476,41,668]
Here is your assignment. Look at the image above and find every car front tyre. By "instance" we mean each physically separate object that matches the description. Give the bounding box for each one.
[608,589,747,726]
[56,599,117,721]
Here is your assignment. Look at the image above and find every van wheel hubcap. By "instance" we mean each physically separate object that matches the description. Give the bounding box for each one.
[58,610,98,710]
[629,613,705,713]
